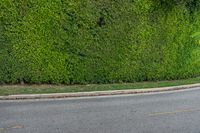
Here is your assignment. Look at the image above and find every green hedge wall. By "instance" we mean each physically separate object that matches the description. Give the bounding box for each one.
[1,0,200,84]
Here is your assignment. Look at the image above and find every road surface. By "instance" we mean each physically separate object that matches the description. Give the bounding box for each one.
[1,88,200,133]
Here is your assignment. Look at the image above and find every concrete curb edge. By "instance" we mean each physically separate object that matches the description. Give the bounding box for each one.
[1,83,200,100]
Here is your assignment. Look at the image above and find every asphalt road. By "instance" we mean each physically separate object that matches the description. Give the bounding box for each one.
[1,88,200,133]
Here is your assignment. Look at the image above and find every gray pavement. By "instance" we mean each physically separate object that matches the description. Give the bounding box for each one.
[1,88,200,133]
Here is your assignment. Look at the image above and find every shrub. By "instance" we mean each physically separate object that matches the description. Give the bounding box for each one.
[1,0,200,84]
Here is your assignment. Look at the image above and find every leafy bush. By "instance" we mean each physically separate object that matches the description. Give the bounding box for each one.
[1,0,200,84]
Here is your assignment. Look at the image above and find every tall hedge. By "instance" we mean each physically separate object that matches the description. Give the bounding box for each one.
[1,0,200,84]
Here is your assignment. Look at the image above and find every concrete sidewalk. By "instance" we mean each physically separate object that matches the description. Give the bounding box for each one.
[1,83,200,100]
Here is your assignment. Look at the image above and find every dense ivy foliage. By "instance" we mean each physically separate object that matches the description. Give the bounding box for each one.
[1,0,200,84]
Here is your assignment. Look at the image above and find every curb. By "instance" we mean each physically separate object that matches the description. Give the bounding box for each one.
[1,83,200,100]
